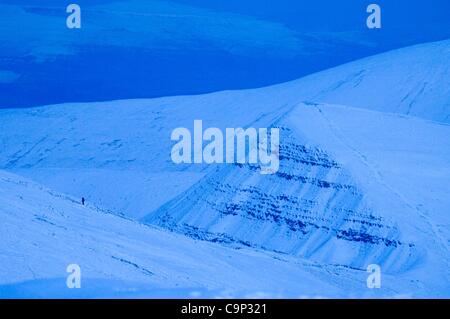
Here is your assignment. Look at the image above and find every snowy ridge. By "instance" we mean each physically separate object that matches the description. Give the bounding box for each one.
[0,41,449,220]
[143,101,450,294]
[142,104,419,274]
[1,40,449,222]
[278,39,450,123]
[0,40,449,297]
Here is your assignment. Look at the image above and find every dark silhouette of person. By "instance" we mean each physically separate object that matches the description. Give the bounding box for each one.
[81,197,85,206]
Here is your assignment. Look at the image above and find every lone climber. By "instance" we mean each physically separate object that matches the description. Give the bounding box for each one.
[81,197,85,206]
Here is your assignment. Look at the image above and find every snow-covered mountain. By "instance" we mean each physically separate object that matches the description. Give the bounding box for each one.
[1,40,449,220]
[0,169,407,298]
[0,39,449,297]
[144,102,450,288]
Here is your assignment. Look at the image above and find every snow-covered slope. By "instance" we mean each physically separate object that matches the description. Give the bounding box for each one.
[143,102,450,291]
[0,92,291,219]
[278,39,450,123]
[0,40,449,220]
[0,40,449,297]
[0,169,408,298]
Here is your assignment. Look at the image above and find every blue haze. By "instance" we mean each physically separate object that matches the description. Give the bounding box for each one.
[0,0,449,108]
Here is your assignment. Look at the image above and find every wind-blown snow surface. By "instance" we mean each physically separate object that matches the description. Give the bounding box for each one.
[0,40,449,297]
